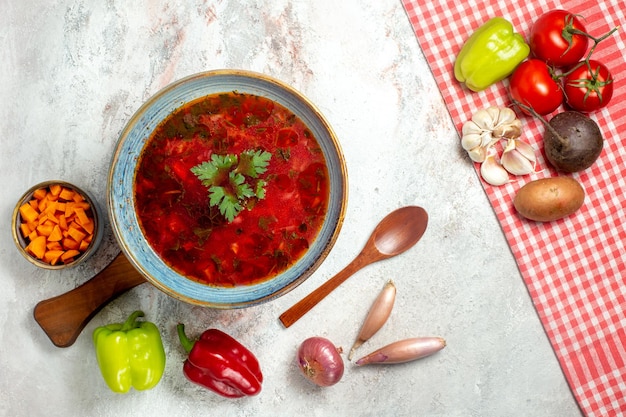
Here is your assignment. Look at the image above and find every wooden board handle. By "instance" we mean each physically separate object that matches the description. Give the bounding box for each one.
[33,252,146,347]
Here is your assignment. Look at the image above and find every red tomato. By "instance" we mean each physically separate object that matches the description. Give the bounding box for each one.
[509,59,563,115]
[563,60,614,112]
[530,10,589,67]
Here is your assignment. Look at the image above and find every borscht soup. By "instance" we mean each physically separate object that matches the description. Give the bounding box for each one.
[134,92,330,287]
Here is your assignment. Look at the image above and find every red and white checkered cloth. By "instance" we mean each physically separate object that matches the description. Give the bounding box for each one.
[401,1,626,415]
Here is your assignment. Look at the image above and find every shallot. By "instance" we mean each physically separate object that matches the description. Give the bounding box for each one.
[348,280,396,360]
[297,337,344,387]
[354,337,446,366]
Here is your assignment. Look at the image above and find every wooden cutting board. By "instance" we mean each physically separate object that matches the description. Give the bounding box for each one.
[33,252,147,347]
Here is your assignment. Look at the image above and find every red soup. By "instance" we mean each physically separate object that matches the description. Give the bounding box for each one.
[134,92,330,287]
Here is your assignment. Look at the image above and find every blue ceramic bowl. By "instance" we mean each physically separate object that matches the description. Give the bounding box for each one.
[108,70,347,308]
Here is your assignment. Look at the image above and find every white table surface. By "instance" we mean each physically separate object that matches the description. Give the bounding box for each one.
[1,1,582,416]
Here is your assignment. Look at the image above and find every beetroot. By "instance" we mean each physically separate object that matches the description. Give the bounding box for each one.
[543,111,603,172]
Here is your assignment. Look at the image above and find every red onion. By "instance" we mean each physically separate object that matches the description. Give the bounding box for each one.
[297,337,344,387]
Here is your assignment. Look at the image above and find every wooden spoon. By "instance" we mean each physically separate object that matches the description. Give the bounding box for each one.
[33,252,146,347]
[279,206,428,328]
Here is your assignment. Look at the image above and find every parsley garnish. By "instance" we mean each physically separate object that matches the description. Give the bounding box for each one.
[191,149,272,222]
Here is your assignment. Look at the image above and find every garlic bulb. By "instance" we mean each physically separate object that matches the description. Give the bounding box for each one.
[501,139,536,176]
[480,149,509,186]
[461,106,537,186]
[461,107,522,163]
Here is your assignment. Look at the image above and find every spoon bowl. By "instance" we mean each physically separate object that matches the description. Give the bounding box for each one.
[279,206,428,327]
[371,205,428,257]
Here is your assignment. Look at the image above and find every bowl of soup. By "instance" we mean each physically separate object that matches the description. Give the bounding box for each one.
[108,70,347,308]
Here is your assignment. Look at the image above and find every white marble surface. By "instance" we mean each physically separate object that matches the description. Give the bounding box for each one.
[1,1,583,416]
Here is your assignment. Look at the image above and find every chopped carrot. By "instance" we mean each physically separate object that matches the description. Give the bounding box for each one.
[48,225,63,242]
[28,230,38,241]
[62,237,79,250]
[74,207,90,226]
[36,223,54,237]
[46,241,63,251]
[44,201,58,215]
[44,250,65,265]
[49,184,62,197]
[79,239,90,251]
[45,213,59,224]
[59,187,74,201]
[58,214,68,231]
[61,250,80,263]
[17,183,97,266]
[80,219,94,235]
[26,235,47,259]
[73,201,90,210]
[68,226,87,244]
[64,202,75,218]
[19,203,39,224]
[19,223,31,238]
[33,188,48,200]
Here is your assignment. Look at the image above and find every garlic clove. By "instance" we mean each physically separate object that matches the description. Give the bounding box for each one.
[468,145,488,163]
[471,108,492,128]
[484,106,501,129]
[461,132,482,151]
[514,139,537,163]
[493,118,522,139]
[480,150,509,186]
[496,107,517,125]
[501,139,536,176]
[502,152,534,175]
[461,120,482,136]
[480,131,498,149]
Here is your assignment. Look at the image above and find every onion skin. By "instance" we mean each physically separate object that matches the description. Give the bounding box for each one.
[349,280,396,360]
[354,337,446,366]
[297,337,344,387]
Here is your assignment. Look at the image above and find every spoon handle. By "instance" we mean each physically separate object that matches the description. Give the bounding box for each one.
[279,254,369,328]
[33,252,146,347]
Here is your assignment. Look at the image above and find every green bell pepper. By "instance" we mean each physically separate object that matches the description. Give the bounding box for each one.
[93,310,166,393]
[454,17,530,92]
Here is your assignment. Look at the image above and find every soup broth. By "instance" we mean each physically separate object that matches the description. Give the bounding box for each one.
[134,92,330,287]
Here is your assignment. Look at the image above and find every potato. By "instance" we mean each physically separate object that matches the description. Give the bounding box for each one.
[513,177,585,222]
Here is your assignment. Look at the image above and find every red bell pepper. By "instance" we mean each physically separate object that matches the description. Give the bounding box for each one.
[177,324,263,398]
